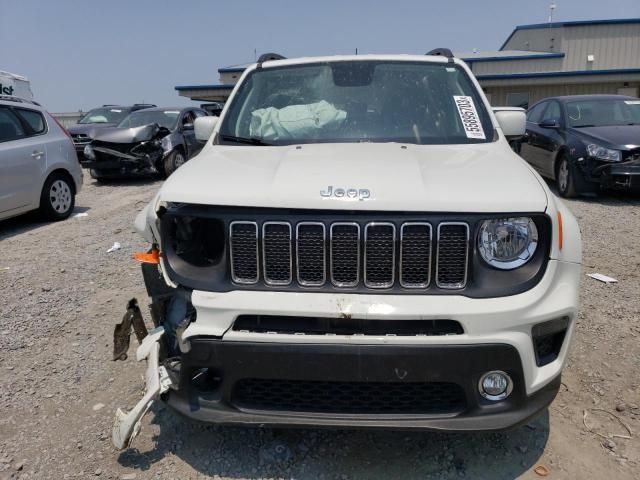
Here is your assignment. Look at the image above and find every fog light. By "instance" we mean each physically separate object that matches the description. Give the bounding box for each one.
[479,371,513,401]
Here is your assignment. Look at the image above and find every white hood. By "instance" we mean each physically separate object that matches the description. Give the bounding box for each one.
[158,142,548,213]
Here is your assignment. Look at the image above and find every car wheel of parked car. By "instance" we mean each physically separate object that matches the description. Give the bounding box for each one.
[163,150,186,178]
[556,156,577,198]
[39,172,75,221]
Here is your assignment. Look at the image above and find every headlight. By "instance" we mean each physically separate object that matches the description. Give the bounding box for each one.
[478,217,538,270]
[586,143,621,162]
[83,144,95,160]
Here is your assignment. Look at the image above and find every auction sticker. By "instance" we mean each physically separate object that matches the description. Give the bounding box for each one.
[453,95,485,140]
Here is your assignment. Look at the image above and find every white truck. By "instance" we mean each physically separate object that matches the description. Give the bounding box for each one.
[0,71,34,100]
[113,51,582,448]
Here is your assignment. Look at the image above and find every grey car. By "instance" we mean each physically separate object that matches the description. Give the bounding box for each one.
[82,106,208,180]
[0,96,83,221]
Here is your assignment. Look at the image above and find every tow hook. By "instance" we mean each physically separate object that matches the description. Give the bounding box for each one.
[112,327,173,450]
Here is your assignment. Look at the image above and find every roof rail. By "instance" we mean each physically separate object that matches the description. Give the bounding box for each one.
[133,103,156,107]
[426,48,454,62]
[256,52,286,69]
[0,95,40,106]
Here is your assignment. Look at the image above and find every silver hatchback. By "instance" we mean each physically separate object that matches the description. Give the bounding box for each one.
[0,96,83,221]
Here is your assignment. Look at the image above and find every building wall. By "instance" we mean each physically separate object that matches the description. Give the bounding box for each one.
[560,23,640,70]
[51,112,84,127]
[483,81,640,107]
[219,71,242,85]
[503,23,640,71]
[470,57,563,75]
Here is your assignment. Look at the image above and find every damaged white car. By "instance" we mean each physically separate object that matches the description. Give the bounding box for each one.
[113,51,582,449]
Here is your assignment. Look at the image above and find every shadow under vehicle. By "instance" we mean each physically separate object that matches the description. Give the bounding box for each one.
[82,106,208,180]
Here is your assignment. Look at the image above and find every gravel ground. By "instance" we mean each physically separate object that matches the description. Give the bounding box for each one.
[0,175,639,479]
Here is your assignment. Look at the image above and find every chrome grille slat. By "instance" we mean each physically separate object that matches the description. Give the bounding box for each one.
[296,222,326,286]
[400,222,432,288]
[436,222,469,289]
[262,222,292,285]
[330,223,360,287]
[229,221,259,284]
[364,222,395,288]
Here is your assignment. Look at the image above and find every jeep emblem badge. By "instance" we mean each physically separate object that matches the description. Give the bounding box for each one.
[320,185,371,201]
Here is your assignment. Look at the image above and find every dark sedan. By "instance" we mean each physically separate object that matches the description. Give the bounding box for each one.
[82,106,208,180]
[515,95,640,197]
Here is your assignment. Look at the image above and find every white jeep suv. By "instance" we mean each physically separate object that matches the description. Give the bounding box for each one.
[113,52,581,448]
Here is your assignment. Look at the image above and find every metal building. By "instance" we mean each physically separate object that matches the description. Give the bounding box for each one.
[175,18,640,108]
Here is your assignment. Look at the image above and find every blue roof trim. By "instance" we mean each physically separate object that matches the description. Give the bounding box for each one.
[500,17,640,50]
[476,68,640,81]
[175,84,235,91]
[462,53,564,63]
[218,66,247,73]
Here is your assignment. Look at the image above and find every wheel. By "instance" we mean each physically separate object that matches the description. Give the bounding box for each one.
[556,156,577,198]
[39,172,75,220]
[163,149,186,177]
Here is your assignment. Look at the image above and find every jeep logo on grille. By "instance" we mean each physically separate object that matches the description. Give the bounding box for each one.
[320,185,371,201]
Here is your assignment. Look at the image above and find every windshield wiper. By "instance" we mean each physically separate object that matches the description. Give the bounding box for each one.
[220,134,274,146]
[572,124,595,128]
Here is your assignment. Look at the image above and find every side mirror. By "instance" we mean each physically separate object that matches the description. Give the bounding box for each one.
[194,116,219,142]
[492,107,526,140]
[182,123,194,131]
[539,118,560,129]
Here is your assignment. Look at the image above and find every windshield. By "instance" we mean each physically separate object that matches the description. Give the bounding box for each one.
[117,110,181,129]
[566,99,640,127]
[219,61,493,145]
[78,107,130,124]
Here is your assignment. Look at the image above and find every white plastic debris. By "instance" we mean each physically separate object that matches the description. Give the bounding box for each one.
[587,273,618,284]
[106,242,121,253]
[72,212,88,218]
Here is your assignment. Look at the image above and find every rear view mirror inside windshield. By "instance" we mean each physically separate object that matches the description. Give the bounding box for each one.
[331,62,375,86]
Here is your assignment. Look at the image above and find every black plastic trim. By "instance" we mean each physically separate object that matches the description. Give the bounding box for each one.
[159,204,552,299]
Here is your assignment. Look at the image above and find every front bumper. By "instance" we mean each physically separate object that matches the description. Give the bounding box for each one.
[583,158,640,191]
[165,339,561,431]
[150,259,580,430]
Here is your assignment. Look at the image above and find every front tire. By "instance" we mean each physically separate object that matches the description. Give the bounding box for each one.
[39,172,75,221]
[163,149,186,177]
[556,156,577,198]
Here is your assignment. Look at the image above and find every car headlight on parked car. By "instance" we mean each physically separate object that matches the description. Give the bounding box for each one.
[586,143,621,162]
[478,217,538,270]
[83,144,96,160]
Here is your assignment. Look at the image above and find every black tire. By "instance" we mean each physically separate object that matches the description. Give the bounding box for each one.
[162,149,186,178]
[39,172,75,221]
[556,156,577,198]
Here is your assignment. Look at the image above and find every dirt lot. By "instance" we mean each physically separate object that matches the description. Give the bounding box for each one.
[0,175,639,480]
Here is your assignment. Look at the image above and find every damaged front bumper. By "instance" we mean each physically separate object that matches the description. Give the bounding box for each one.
[112,327,172,450]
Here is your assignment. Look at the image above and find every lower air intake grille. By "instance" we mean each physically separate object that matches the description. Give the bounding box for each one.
[232,379,466,414]
[229,222,258,284]
[436,223,469,288]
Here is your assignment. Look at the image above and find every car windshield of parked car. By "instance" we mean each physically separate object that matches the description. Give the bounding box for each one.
[117,110,180,129]
[566,99,640,127]
[219,61,493,145]
[78,107,130,124]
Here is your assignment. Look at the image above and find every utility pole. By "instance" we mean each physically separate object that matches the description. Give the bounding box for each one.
[548,2,557,23]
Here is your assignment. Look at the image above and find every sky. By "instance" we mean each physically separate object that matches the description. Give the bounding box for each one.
[1,0,639,112]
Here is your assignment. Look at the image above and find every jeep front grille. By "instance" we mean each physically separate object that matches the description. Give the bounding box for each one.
[229,219,470,290]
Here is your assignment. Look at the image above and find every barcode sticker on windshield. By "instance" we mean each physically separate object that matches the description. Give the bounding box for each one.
[453,96,485,140]
[624,100,640,105]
